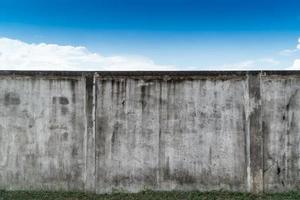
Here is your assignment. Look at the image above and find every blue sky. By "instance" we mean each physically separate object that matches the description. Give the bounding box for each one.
[0,0,300,70]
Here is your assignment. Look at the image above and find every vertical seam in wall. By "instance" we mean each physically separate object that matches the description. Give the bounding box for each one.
[260,71,264,193]
[246,73,251,192]
[248,71,264,193]
[93,72,97,193]
[84,75,88,191]
[84,74,96,192]
[157,81,163,189]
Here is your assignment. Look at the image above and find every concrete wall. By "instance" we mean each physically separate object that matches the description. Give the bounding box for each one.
[0,71,299,193]
[95,75,249,193]
[0,74,87,191]
[262,74,300,192]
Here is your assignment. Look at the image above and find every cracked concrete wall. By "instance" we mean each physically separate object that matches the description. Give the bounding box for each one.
[0,71,299,193]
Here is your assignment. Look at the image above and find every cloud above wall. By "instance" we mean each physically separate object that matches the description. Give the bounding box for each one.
[283,37,300,70]
[280,38,300,56]
[204,58,280,70]
[0,37,175,71]
[0,36,299,71]
[291,59,300,69]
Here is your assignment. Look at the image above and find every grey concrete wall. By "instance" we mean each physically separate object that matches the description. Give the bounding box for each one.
[0,74,87,191]
[0,71,300,193]
[262,74,300,192]
[95,75,249,193]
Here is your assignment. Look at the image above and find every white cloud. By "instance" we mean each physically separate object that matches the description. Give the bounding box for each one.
[279,48,299,56]
[279,37,300,56]
[0,37,175,71]
[288,59,300,70]
[285,37,300,70]
[182,58,281,71]
[216,58,280,70]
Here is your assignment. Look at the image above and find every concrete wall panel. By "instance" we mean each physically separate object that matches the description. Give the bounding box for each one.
[0,76,86,191]
[95,77,248,193]
[262,75,300,192]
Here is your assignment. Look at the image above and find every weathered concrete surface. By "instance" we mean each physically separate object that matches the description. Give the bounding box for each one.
[95,75,249,193]
[0,75,87,191]
[262,75,300,192]
[247,74,263,193]
[84,75,96,192]
[1,71,300,193]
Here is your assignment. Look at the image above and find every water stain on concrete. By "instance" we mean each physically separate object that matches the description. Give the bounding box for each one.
[4,92,20,106]
[59,97,69,105]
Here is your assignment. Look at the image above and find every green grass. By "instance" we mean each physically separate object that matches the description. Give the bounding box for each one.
[1,190,300,200]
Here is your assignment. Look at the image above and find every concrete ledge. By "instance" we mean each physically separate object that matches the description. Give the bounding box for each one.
[0,70,298,77]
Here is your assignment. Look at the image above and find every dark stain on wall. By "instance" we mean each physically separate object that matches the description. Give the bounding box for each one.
[72,146,79,157]
[4,92,20,106]
[59,97,69,105]
[70,80,76,104]
[63,132,69,141]
[286,89,298,112]
[112,175,130,186]
[96,116,108,158]
[111,168,158,188]
[61,106,69,115]
[162,168,197,185]
[52,96,70,115]
[52,96,70,105]
[140,85,147,110]
[111,122,121,154]
[52,96,57,104]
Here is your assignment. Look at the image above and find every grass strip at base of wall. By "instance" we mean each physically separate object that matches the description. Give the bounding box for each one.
[1,190,300,200]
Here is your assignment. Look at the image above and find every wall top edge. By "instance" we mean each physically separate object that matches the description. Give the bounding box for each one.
[0,70,299,77]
